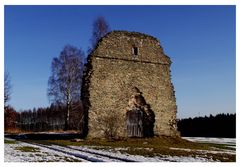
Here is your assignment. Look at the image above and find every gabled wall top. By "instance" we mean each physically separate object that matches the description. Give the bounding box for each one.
[90,30,171,65]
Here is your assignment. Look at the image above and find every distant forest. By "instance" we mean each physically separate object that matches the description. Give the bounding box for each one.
[177,113,236,138]
[4,103,84,133]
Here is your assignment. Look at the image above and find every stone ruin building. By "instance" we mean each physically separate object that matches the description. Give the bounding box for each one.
[82,31,179,138]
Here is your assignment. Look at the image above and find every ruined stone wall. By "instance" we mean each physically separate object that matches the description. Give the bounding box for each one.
[82,31,179,138]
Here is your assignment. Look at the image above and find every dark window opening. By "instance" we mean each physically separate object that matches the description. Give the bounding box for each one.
[133,47,138,56]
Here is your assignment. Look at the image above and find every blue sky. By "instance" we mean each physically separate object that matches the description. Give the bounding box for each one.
[4,5,236,118]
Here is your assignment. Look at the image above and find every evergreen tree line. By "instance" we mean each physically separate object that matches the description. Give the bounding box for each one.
[177,113,236,138]
[4,102,84,133]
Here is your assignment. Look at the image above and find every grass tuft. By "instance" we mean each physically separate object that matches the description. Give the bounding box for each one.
[15,146,40,152]
[4,139,17,144]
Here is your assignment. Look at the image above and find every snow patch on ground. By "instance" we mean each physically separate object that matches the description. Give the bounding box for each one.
[48,145,122,162]
[169,147,235,155]
[182,137,236,147]
[4,138,85,162]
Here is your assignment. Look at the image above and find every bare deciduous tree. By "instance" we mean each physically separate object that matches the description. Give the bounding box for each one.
[4,72,12,108]
[48,45,84,130]
[90,16,110,52]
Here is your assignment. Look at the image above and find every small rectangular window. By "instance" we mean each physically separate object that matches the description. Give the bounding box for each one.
[133,47,138,55]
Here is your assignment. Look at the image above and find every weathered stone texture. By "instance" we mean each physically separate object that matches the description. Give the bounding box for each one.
[82,31,179,138]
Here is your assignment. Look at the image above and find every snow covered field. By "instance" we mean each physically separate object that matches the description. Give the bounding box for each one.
[4,137,236,162]
[182,137,236,148]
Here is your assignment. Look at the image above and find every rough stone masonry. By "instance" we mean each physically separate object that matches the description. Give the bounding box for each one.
[82,31,179,138]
